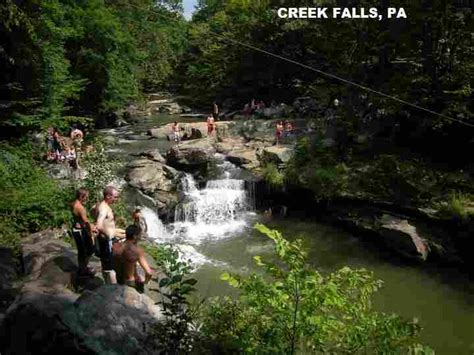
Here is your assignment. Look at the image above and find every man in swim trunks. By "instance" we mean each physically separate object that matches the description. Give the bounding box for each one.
[206,114,215,136]
[94,186,125,284]
[113,225,153,292]
[71,188,96,276]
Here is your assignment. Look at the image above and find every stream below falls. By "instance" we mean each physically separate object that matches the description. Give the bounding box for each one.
[100,113,474,354]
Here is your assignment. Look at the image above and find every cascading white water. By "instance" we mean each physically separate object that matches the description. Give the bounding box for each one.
[139,206,171,242]
[139,158,255,268]
[139,206,212,267]
[172,171,253,243]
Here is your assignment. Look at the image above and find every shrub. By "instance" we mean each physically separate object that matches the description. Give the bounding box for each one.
[307,164,348,200]
[200,224,433,354]
[145,243,199,353]
[82,140,120,203]
[262,163,285,188]
[437,191,473,221]
[0,143,71,234]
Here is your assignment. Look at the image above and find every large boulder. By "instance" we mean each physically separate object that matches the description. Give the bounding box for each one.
[125,156,179,218]
[126,158,178,194]
[0,229,165,355]
[137,149,167,164]
[166,138,216,170]
[379,215,429,261]
[147,95,182,115]
[62,285,164,355]
[260,146,294,165]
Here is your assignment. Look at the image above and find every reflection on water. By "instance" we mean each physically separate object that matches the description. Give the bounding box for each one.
[193,219,474,355]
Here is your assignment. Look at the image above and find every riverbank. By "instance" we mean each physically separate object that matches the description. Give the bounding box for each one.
[1,96,473,353]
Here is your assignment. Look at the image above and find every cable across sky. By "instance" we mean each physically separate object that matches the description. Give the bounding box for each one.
[142,4,474,128]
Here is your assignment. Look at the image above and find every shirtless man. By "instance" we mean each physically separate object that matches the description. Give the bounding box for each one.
[94,186,125,284]
[113,225,153,292]
[206,114,215,136]
[71,188,96,276]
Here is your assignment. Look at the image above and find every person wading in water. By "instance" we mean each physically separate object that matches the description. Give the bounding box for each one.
[113,225,153,293]
[71,188,96,276]
[93,186,125,284]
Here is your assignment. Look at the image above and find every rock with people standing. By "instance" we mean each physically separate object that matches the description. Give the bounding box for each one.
[0,228,165,354]
[166,138,217,170]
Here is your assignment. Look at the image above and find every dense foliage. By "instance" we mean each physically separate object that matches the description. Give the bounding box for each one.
[199,224,433,353]
[144,243,198,353]
[0,142,71,253]
[182,0,473,164]
[0,0,187,133]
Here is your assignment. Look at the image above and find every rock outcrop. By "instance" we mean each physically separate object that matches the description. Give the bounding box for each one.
[260,146,294,165]
[0,230,164,355]
[378,215,429,261]
[126,154,180,218]
[166,138,216,170]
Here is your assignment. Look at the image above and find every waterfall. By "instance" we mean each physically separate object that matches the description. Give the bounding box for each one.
[140,206,211,267]
[140,206,170,242]
[139,158,255,268]
[172,170,254,243]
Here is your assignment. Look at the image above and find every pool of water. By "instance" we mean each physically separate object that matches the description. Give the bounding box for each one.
[110,113,474,354]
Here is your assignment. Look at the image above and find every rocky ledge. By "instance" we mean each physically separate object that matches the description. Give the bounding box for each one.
[0,230,165,355]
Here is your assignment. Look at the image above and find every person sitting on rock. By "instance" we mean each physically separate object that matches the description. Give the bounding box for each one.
[113,225,153,293]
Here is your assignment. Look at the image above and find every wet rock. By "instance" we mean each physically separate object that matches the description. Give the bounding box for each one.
[180,114,207,119]
[259,103,292,119]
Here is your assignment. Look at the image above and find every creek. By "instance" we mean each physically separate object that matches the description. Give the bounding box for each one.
[101,113,474,354]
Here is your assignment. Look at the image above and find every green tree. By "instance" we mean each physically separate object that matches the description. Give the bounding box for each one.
[202,224,433,354]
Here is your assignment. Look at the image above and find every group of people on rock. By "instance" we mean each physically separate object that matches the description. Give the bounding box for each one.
[242,98,266,118]
[70,186,153,292]
[275,120,294,145]
[170,101,219,147]
[46,125,84,169]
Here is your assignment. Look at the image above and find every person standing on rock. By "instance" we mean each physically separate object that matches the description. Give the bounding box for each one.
[172,121,180,146]
[113,225,153,293]
[94,186,125,284]
[275,121,284,145]
[70,125,84,169]
[71,188,96,277]
[207,114,215,137]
